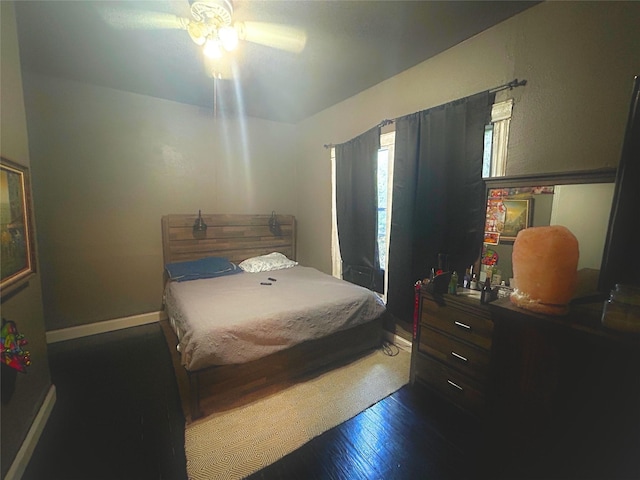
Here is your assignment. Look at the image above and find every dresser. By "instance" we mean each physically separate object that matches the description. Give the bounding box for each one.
[411,290,640,476]
[488,298,640,451]
[410,288,493,417]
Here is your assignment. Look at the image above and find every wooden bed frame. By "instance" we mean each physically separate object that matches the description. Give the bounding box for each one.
[160,213,384,421]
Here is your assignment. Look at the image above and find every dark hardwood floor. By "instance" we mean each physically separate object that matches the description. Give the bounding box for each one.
[247,381,491,480]
[23,323,487,480]
[23,323,635,480]
[22,323,188,480]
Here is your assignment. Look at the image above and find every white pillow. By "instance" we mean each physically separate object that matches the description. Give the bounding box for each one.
[238,252,298,273]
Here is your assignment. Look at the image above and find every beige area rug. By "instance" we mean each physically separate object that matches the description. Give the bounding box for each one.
[184,347,410,480]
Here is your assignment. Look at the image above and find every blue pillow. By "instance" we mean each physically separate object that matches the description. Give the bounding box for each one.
[165,256,242,282]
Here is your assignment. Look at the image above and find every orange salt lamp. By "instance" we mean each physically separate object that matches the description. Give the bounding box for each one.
[510,225,579,315]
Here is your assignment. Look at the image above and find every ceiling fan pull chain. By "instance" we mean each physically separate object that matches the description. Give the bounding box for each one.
[213,76,218,118]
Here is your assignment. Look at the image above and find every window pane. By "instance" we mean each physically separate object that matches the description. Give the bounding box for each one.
[482,124,494,178]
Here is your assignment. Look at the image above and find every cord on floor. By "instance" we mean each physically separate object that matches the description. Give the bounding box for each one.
[381,340,400,356]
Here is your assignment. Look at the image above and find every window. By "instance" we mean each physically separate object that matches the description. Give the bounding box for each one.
[331,130,396,299]
[482,124,494,178]
[330,147,341,278]
[483,98,513,178]
[377,131,395,275]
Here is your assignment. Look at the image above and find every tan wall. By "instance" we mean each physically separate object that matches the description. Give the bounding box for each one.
[295,1,640,273]
[23,75,299,330]
[0,2,52,477]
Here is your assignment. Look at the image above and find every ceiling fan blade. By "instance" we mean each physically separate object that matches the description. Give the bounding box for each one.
[97,6,189,30]
[236,22,307,53]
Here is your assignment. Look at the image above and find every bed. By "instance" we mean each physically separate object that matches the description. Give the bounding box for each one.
[161,213,386,421]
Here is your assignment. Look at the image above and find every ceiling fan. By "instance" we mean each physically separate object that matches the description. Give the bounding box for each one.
[98,0,307,79]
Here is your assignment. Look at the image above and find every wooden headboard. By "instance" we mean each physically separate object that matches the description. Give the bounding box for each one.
[161,213,296,266]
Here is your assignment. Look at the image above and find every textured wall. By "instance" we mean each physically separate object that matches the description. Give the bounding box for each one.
[23,76,299,331]
[295,1,640,274]
[0,2,52,477]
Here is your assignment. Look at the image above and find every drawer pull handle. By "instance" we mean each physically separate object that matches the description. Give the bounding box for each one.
[454,321,471,330]
[451,351,468,363]
[447,380,464,391]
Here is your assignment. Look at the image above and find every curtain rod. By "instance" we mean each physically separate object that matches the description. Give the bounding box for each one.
[324,118,393,149]
[489,78,527,93]
[324,78,527,148]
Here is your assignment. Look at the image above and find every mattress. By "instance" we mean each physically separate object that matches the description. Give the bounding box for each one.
[164,265,386,371]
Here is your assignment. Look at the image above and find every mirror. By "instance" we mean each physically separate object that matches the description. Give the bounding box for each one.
[480,169,616,296]
[600,76,640,293]
[476,75,639,301]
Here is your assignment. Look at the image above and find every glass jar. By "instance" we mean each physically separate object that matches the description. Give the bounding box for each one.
[601,284,640,333]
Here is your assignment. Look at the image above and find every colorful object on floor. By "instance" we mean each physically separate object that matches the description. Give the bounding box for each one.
[1,319,31,373]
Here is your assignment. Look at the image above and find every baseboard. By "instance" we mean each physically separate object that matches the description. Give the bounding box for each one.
[46,311,167,344]
[4,385,56,480]
[383,330,412,353]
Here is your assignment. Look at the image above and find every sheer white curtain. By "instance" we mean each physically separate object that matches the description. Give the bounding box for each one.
[330,147,342,279]
[490,99,513,177]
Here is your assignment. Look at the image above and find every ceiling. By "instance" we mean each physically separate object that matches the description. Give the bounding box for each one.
[14,1,540,123]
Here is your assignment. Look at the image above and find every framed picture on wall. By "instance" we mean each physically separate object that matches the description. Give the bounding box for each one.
[484,196,532,243]
[500,199,531,241]
[1,157,36,296]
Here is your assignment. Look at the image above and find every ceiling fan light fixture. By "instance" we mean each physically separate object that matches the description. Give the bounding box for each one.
[218,25,238,51]
[204,37,223,59]
[190,0,233,26]
[187,21,208,46]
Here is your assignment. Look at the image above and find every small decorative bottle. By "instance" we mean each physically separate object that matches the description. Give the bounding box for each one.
[448,271,458,295]
[470,272,478,290]
[480,277,492,304]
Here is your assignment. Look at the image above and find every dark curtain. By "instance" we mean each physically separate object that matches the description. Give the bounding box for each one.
[335,126,384,292]
[387,91,494,320]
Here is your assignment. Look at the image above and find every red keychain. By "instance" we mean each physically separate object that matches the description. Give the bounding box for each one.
[413,281,422,340]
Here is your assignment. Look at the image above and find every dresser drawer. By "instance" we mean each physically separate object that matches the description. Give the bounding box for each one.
[419,327,491,382]
[414,353,486,417]
[420,297,493,350]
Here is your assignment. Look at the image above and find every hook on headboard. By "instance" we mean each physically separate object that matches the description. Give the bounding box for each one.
[269,211,282,236]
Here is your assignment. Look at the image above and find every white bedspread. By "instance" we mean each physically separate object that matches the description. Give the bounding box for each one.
[164,266,386,371]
